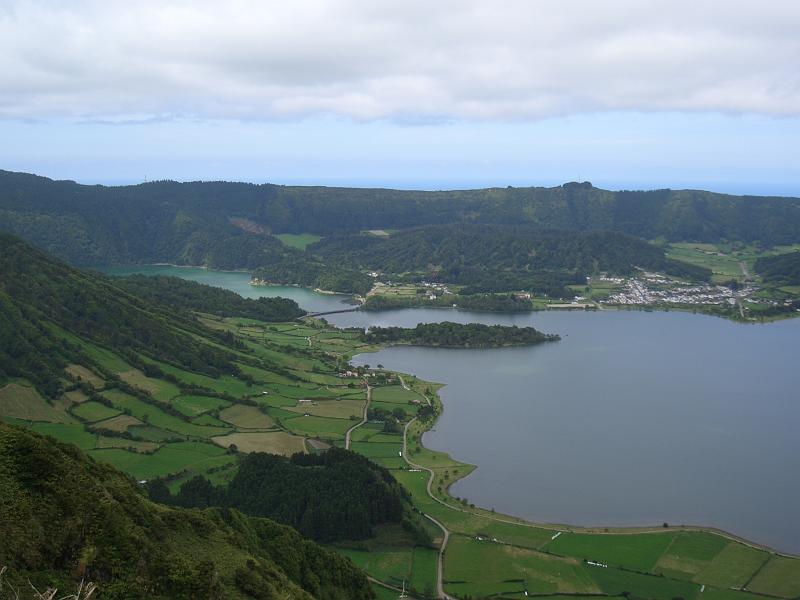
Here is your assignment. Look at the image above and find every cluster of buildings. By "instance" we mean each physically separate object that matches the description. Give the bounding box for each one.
[602,276,754,307]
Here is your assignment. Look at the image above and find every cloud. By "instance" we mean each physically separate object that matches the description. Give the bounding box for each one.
[1,0,798,121]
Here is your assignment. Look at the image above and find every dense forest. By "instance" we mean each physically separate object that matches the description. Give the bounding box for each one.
[363,322,560,348]
[113,274,305,321]
[754,251,800,286]
[150,448,419,543]
[311,225,711,294]
[252,255,374,295]
[0,423,374,600]
[2,171,800,281]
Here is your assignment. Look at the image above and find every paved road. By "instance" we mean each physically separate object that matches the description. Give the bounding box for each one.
[344,380,371,449]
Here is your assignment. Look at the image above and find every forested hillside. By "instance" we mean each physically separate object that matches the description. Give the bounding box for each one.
[2,171,800,272]
[112,274,305,321]
[311,225,711,284]
[0,233,251,396]
[754,251,800,286]
[0,422,374,600]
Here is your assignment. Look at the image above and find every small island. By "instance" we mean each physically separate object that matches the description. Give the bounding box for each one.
[362,321,560,348]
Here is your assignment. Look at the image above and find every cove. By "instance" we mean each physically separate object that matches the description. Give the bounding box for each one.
[99,264,353,314]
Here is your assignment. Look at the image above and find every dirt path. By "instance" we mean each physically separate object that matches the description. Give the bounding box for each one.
[740,261,750,281]
[344,379,371,450]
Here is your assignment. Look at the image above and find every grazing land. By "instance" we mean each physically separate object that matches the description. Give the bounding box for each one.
[211,431,305,454]
[1,234,798,600]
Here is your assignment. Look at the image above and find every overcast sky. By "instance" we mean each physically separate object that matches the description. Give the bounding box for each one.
[1,0,798,193]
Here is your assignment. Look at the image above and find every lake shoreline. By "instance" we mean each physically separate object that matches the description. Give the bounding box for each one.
[369,360,800,559]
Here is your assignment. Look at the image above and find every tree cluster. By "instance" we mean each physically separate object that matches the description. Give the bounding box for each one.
[154,447,411,542]
[363,321,560,348]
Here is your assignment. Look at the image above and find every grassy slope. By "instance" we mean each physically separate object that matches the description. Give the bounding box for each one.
[0,422,373,600]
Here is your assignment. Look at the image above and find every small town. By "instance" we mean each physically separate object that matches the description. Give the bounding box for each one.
[600,274,755,307]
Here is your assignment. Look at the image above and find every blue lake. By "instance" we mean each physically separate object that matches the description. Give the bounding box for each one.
[106,266,800,553]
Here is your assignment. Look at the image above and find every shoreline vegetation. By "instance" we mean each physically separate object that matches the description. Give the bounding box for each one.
[361,321,560,348]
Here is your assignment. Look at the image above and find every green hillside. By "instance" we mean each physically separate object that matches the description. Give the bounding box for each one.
[754,251,800,286]
[1,235,799,599]
[0,422,373,599]
[2,170,799,269]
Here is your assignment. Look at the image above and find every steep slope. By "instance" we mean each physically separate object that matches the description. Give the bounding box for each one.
[0,422,373,599]
[0,233,301,397]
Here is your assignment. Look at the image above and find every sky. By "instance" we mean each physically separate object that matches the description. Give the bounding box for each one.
[1,0,799,195]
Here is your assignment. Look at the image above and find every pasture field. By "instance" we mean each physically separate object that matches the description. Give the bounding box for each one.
[118,368,181,403]
[693,543,770,589]
[587,565,700,600]
[102,390,230,438]
[64,364,104,387]
[543,531,677,572]
[371,385,422,403]
[91,414,143,432]
[349,422,385,442]
[211,431,305,455]
[274,233,322,249]
[71,401,121,422]
[409,546,438,595]
[61,389,89,404]
[282,414,352,439]
[218,404,275,429]
[191,413,228,427]
[145,359,258,398]
[128,425,180,441]
[78,340,132,372]
[746,556,800,598]
[29,422,97,450]
[350,441,404,459]
[667,243,749,282]
[654,531,729,578]
[0,382,74,423]
[369,584,403,600]
[266,382,343,399]
[286,398,364,419]
[95,436,160,453]
[172,394,230,417]
[444,535,599,597]
[236,362,294,384]
[336,548,413,587]
[90,441,235,480]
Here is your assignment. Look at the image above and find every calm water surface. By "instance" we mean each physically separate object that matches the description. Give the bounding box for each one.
[107,266,800,552]
[100,265,353,314]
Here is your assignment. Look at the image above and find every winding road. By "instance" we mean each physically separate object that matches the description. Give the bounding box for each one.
[402,417,452,600]
[344,379,371,450]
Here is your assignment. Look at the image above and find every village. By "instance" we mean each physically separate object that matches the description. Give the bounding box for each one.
[599,273,755,307]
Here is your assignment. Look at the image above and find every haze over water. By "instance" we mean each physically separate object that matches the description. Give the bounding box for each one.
[106,266,800,553]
